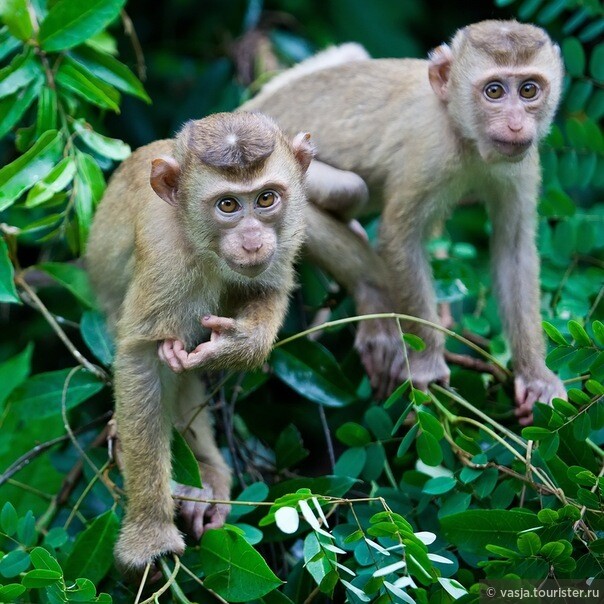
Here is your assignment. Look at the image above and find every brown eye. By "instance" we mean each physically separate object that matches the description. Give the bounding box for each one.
[484,82,505,100]
[217,198,240,214]
[520,81,539,99]
[256,190,278,208]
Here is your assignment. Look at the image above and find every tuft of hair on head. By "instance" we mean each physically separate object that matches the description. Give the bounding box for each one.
[176,112,281,172]
[456,19,551,66]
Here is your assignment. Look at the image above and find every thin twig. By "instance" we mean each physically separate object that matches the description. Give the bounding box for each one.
[444,351,508,382]
[121,10,146,81]
[140,555,180,604]
[15,274,109,383]
[134,563,152,604]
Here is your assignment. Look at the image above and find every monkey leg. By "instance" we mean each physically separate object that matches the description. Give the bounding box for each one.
[173,372,232,540]
[306,160,369,221]
[113,341,185,574]
[304,205,407,398]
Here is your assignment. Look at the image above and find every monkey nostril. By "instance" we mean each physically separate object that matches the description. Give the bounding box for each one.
[242,241,263,253]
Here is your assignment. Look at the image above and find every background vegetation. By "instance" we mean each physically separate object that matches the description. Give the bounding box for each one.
[0,0,603,602]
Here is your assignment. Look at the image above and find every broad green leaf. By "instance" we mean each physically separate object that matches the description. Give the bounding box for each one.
[416,431,442,466]
[70,45,151,102]
[590,43,604,82]
[73,118,130,160]
[0,584,26,599]
[0,549,30,578]
[172,429,202,488]
[364,406,393,441]
[80,310,114,365]
[200,529,282,602]
[303,532,335,589]
[402,332,425,351]
[24,156,76,207]
[0,502,18,535]
[397,422,419,458]
[229,482,269,521]
[39,0,126,51]
[362,442,386,481]
[21,568,62,588]
[517,531,541,555]
[56,57,120,111]
[423,476,456,495]
[64,511,119,583]
[9,367,104,418]
[539,432,560,460]
[417,410,444,440]
[37,261,96,308]
[0,50,42,99]
[0,129,62,211]
[30,547,62,573]
[0,0,33,41]
[441,510,540,554]
[0,236,19,303]
[334,447,366,479]
[542,321,568,346]
[35,86,58,137]
[275,424,309,470]
[17,510,35,545]
[271,340,356,407]
[572,412,591,441]
[336,422,371,447]
[593,321,604,347]
[562,37,585,77]
[568,320,592,346]
[0,76,40,138]
[522,426,552,440]
[0,26,21,61]
[73,150,105,250]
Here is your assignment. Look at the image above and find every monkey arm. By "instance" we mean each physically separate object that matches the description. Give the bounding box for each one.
[488,184,567,424]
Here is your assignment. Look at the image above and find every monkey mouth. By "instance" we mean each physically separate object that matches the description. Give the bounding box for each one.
[226,258,272,278]
[491,138,533,157]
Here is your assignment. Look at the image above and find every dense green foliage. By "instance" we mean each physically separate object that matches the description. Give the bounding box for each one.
[0,0,603,602]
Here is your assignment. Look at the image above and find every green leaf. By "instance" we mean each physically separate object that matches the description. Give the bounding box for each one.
[0,50,43,99]
[56,57,120,111]
[72,118,130,160]
[517,531,541,555]
[402,333,425,351]
[70,45,151,103]
[39,0,126,51]
[418,410,444,440]
[593,321,604,347]
[423,476,456,495]
[30,547,62,573]
[336,422,371,447]
[0,0,33,41]
[441,510,540,555]
[64,511,119,583]
[37,261,97,308]
[542,321,569,346]
[275,424,309,470]
[562,37,585,77]
[0,502,18,535]
[365,406,393,440]
[17,510,35,545]
[568,320,592,346]
[80,310,114,366]
[521,426,552,440]
[362,442,385,481]
[397,422,419,458]
[0,237,19,304]
[0,549,30,578]
[35,86,58,137]
[0,129,62,211]
[539,433,560,461]
[572,412,591,441]
[334,447,367,479]
[199,529,282,602]
[73,150,106,251]
[0,26,21,61]
[271,340,356,407]
[24,156,77,208]
[590,43,604,82]
[0,76,40,138]
[229,482,269,521]
[0,584,26,600]
[22,568,62,588]
[172,429,202,488]
[417,431,442,466]
[9,367,104,418]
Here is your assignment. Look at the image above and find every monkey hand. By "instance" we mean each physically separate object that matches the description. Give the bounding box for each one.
[114,518,185,576]
[514,367,567,426]
[158,316,238,372]
[403,349,451,392]
[174,482,230,540]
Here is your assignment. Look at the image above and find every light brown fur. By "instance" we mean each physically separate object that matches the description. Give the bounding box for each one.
[86,112,313,572]
[244,20,567,420]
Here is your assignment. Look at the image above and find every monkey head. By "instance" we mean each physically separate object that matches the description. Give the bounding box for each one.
[428,20,564,163]
[150,112,314,281]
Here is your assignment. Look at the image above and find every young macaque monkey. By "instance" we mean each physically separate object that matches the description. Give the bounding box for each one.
[86,112,314,572]
[244,19,568,423]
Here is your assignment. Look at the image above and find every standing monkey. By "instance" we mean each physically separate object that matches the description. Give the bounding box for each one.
[244,20,567,423]
[86,112,314,571]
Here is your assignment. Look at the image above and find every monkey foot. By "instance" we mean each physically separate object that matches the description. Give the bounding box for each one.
[402,351,450,392]
[174,483,230,540]
[114,520,184,576]
[514,370,567,426]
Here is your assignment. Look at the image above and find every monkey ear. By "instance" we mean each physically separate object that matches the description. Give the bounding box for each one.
[150,156,181,206]
[291,132,315,173]
[428,44,453,101]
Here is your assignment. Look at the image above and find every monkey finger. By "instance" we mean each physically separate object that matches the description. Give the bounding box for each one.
[201,315,236,333]
[204,504,229,531]
[158,340,185,373]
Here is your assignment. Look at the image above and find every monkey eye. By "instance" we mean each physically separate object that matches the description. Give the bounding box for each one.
[519,81,539,100]
[256,190,279,208]
[484,82,505,100]
[216,198,241,214]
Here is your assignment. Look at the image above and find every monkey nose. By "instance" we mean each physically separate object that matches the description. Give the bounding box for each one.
[508,122,523,133]
[242,240,263,253]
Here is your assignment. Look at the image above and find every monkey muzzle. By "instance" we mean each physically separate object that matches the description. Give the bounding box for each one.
[491,137,532,159]
[226,250,275,278]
